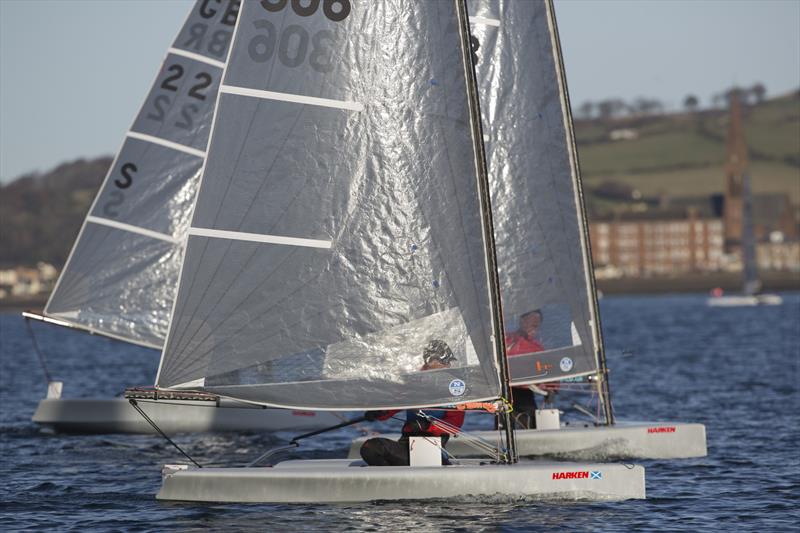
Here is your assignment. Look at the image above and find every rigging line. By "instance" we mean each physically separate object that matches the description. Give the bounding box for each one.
[415,411,501,460]
[167,104,308,361]
[24,318,53,383]
[127,399,202,468]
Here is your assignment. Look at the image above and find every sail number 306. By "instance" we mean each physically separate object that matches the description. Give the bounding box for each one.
[249,0,350,72]
[260,0,350,21]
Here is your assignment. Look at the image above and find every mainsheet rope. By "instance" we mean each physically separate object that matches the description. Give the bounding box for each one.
[24,318,53,383]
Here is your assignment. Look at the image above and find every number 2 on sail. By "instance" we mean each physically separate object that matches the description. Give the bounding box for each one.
[147,65,215,128]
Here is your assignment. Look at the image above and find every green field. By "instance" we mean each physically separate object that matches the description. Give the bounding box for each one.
[574,92,800,209]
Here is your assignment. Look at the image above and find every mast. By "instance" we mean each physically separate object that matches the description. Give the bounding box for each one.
[545,0,613,424]
[456,0,516,462]
[741,170,760,295]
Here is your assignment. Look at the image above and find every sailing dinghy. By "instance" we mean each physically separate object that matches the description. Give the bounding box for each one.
[707,92,782,307]
[26,0,340,434]
[150,0,644,502]
[347,0,706,462]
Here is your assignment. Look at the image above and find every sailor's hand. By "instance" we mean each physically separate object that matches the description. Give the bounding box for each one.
[364,410,387,422]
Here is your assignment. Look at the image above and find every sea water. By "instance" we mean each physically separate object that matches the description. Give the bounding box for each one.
[1,293,798,531]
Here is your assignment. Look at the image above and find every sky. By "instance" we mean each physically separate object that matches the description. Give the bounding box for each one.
[1,0,798,183]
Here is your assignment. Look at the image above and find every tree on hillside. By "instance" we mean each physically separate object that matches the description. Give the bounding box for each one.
[597,98,627,119]
[683,94,699,113]
[724,87,748,106]
[0,157,111,267]
[578,101,594,119]
[632,97,664,117]
[750,83,766,103]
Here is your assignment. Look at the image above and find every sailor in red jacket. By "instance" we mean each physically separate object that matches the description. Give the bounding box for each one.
[505,309,545,429]
[360,340,465,466]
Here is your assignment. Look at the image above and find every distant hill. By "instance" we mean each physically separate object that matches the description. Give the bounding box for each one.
[575,90,800,213]
[1,91,798,269]
[0,157,111,268]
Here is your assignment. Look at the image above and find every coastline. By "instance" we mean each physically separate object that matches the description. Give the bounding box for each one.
[1,271,798,312]
[596,271,800,295]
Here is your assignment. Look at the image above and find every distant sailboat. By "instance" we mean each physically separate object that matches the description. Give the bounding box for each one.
[148,0,645,502]
[348,0,706,462]
[708,91,782,307]
[25,0,340,434]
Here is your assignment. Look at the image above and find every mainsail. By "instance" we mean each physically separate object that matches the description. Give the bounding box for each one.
[156,0,504,410]
[467,0,607,387]
[45,1,241,349]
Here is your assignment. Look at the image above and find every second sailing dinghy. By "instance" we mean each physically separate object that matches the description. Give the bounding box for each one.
[348,0,706,461]
[150,0,644,502]
[26,0,339,434]
[707,92,782,307]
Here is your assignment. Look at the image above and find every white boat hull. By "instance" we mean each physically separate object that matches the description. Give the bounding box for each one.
[348,421,706,461]
[32,397,343,434]
[707,294,783,307]
[157,458,645,502]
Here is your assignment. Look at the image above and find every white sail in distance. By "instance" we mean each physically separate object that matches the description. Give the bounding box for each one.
[467,0,607,386]
[45,1,241,349]
[156,0,505,410]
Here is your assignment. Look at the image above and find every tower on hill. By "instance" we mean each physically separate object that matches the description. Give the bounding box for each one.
[722,90,748,254]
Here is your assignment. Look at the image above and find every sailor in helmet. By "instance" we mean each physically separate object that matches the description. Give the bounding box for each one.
[359,339,465,466]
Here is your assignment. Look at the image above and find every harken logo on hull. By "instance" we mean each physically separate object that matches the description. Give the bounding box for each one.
[647,426,676,434]
[552,471,602,480]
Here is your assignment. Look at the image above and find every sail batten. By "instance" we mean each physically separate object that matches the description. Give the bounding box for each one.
[157,0,504,410]
[188,227,332,248]
[126,131,206,158]
[468,16,501,27]
[220,85,364,111]
[85,216,179,244]
[168,47,227,69]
